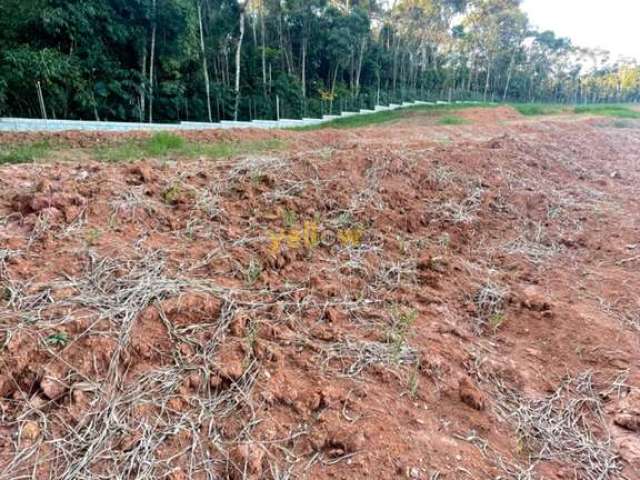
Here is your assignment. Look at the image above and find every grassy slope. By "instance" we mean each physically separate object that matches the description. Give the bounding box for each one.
[573,104,640,118]
[0,141,52,165]
[2,103,639,165]
[0,132,285,165]
[93,132,284,163]
[512,103,640,118]
[297,102,495,130]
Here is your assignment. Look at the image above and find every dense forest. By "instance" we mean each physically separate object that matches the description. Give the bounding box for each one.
[1,0,639,123]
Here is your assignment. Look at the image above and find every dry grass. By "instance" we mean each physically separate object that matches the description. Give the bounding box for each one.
[471,352,624,480]
[318,339,418,376]
[504,222,561,265]
[498,372,621,480]
[433,185,484,224]
[473,281,509,334]
[0,250,281,478]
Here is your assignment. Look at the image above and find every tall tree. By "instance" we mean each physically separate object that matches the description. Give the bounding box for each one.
[1,0,637,121]
[234,0,250,120]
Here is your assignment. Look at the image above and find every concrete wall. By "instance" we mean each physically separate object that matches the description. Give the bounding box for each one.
[0,100,477,133]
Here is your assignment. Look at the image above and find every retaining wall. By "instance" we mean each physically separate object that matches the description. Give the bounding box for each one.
[0,100,481,133]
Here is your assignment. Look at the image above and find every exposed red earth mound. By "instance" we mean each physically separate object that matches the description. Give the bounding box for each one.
[1,114,640,479]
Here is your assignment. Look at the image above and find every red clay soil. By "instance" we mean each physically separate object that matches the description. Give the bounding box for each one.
[456,105,524,123]
[1,113,640,480]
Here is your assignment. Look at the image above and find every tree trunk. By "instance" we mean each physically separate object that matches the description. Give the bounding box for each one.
[354,36,366,97]
[260,0,267,95]
[277,13,292,75]
[140,41,147,122]
[330,66,339,113]
[502,50,516,102]
[466,51,474,93]
[392,38,400,93]
[198,2,212,122]
[301,36,307,98]
[234,0,249,121]
[483,56,492,102]
[149,0,157,123]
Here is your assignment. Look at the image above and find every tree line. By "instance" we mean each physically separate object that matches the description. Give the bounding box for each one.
[1,0,638,123]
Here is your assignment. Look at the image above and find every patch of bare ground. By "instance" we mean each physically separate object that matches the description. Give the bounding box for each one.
[1,116,640,479]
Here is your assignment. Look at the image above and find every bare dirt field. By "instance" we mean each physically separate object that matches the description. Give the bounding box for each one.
[1,108,640,479]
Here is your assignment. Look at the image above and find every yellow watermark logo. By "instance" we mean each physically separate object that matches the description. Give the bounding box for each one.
[268,220,364,254]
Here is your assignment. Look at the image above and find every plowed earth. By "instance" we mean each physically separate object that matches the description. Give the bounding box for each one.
[1,108,640,479]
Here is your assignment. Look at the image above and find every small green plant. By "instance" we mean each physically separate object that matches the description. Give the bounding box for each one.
[428,256,447,272]
[162,184,182,204]
[250,171,267,184]
[245,258,263,286]
[430,165,455,184]
[46,331,70,347]
[397,308,417,331]
[1,286,11,302]
[282,209,298,229]
[406,362,421,399]
[387,306,418,361]
[474,282,508,334]
[245,319,259,356]
[397,236,408,255]
[437,115,467,125]
[85,228,102,245]
[437,233,450,248]
[334,212,354,229]
[489,312,506,332]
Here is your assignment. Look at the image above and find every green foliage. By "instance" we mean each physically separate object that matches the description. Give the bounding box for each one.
[438,115,467,125]
[0,141,51,164]
[0,132,284,166]
[244,319,259,357]
[244,257,262,286]
[489,313,506,332]
[574,105,640,119]
[46,331,70,347]
[282,209,298,229]
[145,132,185,156]
[162,184,183,204]
[95,142,144,163]
[299,110,406,129]
[406,362,421,399]
[1,285,11,303]
[512,103,640,120]
[85,228,102,245]
[94,135,284,162]
[0,0,638,123]
[386,306,418,362]
[298,103,493,130]
[93,133,186,163]
[512,104,568,116]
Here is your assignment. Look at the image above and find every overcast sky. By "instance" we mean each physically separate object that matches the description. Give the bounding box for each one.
[521,0,640,61]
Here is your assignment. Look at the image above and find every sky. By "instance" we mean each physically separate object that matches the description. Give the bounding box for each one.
[521,0,640,61]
